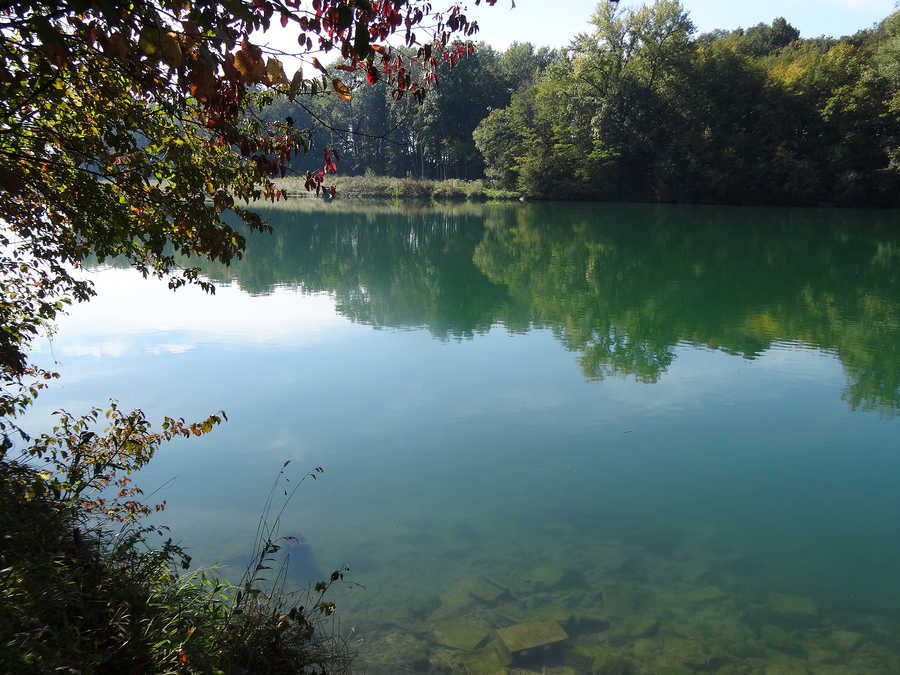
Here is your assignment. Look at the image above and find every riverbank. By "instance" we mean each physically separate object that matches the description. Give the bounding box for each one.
[274,174,520,202]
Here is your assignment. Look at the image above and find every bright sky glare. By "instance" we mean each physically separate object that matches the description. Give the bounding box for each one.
[258,0,898,68]
[464,0,899,51]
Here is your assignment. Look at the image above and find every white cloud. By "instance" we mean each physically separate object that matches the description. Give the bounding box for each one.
[146,343,196,355]
[60,341,128,359]
[40,267,351,361]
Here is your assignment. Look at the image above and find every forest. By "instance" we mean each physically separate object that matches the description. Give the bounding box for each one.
[266,0,900,206]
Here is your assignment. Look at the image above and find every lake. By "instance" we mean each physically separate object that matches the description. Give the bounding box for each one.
[29,201,900,673]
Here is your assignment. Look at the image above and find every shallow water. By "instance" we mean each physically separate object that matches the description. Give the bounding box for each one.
[29,201,900,673]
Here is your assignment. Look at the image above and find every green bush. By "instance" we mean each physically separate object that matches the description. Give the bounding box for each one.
[0,405,351,674]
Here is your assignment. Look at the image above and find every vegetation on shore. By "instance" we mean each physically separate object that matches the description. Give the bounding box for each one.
[275,173,520,202]
[1,403,351,674]
[263,1,900,207]
[474,2,900,205]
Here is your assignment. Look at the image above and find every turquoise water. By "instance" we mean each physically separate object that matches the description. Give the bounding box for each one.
[29,202,900,673]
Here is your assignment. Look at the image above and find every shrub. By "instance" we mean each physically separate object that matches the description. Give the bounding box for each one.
[0,405,351,674]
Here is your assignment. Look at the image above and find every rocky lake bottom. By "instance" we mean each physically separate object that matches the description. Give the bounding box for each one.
[323,518,900,675]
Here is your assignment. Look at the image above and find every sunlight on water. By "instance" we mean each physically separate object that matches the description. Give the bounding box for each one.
[28,201,900,673]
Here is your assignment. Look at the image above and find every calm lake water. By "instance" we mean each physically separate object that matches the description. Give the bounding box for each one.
[29,201,900,673]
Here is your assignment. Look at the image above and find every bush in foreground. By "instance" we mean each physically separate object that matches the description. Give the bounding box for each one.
[0,405,350,674]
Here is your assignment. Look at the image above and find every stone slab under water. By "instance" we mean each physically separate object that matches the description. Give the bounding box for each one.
[496,620,568,655]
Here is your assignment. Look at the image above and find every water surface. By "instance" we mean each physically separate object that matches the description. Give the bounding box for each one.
[30,201,900,673]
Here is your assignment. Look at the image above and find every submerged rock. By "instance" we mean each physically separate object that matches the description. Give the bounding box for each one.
[431,576,510,620]
[760,624,803,654]
[281,533,323,583]
[496,620,569,666]
[221,533,321,586]
[360,630,431,673]
[768,593,817,616]
[589,644,634,675]
[828,629,863,653]
[523,565,587,592]
[762,655,813,674]
[432,617,491,651]
[618,614,660,640]
[659,636,725,672]
[507,598,576,625]
[458,643,507,673]
[681,585,727,605]
[600,584,642,617]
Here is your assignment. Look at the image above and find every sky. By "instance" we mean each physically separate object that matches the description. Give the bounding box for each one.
[463,0,899,50]
[258,0,898,67]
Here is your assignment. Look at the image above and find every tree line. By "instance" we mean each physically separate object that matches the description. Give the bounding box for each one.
[261,41,559,180]
[272,1,900,206]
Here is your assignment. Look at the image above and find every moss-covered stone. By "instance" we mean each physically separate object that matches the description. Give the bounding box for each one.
[619,614,660,639]
[829,629,863,653]
[853,641,900,672]
[659,636,717,670]
[496,621,568,655]
[407,593,441,619]
[763,654,813,674]
[631,636,660,661]
[589,644,635,675]
[432,617,491,651]
[768,592,817,616]
[458,643,507,674]
[361,630,432,673]
[724,617,764,653]
[652,666,693,675]
[760,624,801,654]
[431,576,509,620]
[503,599,574,625]
[567,636,613,669]
[601,585,641,617]
[682,585,727,605]
[526,565,566,589]
[469,576,511,604]
[567,609,611,636]
[806,644,841,666]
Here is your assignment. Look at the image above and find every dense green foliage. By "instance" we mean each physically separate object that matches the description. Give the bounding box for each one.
[256,1,900,205]
[262,40,558,180]
[260,1,900,205]
[1,431,350,674]
[474,1,900,205]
